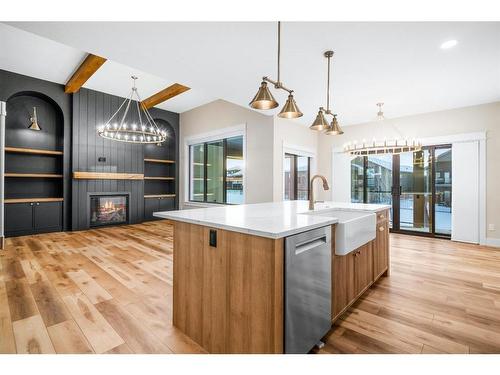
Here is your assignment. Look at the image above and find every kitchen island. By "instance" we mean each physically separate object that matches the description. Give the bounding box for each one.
[155,201,390,354]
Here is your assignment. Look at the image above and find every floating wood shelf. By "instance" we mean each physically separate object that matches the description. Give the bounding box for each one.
[144,176,175,180]
[5,147,63,156]
[144,158,175,164]
[144,194,176,199]
[5,173,63,178]
[73,172,144,180]
[4,197,64,204]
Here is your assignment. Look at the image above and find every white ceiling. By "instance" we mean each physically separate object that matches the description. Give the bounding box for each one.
[2,21,500,126]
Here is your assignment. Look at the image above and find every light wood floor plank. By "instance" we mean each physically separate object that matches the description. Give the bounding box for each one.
[12,315,55,354]
[30,280,72,327]
[0,281,16,353]
[95,299,173,354]
[47,320,94,354]
[62,293,124,354]
[5,278,39,322]
[67,269,113,304]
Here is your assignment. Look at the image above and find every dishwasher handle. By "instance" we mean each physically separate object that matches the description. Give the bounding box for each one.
[295,236,327,255]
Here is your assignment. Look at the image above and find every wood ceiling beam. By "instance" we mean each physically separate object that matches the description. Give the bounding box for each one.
[65,54,107,94]
[141,83,190,109]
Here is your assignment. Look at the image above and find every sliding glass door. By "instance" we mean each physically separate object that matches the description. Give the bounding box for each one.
[395,149,432,234]
[367,155,393,226]
[434,146,452,235]
[350,145,451,238]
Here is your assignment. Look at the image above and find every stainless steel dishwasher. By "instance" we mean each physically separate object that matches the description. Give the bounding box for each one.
[284,225,332,354]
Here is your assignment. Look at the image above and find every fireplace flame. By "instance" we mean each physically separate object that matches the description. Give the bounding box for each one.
[103,200,115,210]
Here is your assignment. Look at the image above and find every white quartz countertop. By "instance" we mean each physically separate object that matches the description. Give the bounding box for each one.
[154,201,390,239]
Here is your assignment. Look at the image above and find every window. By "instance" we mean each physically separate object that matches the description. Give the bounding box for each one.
[350,145,452,237]
[284,153,310,200]
[189,135,244,204]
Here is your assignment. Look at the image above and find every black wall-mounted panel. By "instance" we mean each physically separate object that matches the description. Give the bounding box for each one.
[34,202,63,231]
[5,154,62,174]
[144,198,159,221]
[144,180,176,196]
[159,196,175,211]
[4,178,62,200]
[144,162,174,178]
[4,203,34,235]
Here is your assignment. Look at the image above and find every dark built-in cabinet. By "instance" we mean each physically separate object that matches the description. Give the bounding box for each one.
[4,91,65,237]
[5,201,63,236]
[143,118,177,221]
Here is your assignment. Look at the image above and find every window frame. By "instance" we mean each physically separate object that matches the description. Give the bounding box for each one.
[284,152,311,201]
[185,126,245,205]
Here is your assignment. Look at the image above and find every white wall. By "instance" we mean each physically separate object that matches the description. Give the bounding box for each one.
[316,101,500,243]
[179,99,274,208]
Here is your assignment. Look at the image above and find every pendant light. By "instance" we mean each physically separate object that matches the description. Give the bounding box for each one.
[249,22,303,118]
[325,114,343,135]
[310,51,343,135]
[344,102,422,156]
[97,76,167,144]
[29,107,41,131]
[376,102,385,120]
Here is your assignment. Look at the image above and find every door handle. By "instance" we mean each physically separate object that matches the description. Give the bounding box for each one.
[295,237,327,255]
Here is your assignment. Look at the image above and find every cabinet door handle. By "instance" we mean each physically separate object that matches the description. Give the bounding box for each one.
[30,203,34,206]
[36,202,40,206]
[379,226,385,232]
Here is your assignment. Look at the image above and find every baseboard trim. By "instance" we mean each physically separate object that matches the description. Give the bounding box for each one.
[485,237,500,248]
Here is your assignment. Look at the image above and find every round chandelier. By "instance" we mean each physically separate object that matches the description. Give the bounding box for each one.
[97,76,167,144]
[344,103,422,156]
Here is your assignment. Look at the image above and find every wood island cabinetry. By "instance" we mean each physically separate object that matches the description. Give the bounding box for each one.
[332,209,390,322]
[169,207,390,353]
[173,221,284,354]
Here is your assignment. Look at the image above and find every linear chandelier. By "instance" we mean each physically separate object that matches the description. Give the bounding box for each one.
[97,76,167,144]
[310,51,344,135]
[344,103,422,156]
[249,22,303,118]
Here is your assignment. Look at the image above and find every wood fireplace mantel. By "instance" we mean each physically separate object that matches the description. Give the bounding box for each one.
[73,172,144,180]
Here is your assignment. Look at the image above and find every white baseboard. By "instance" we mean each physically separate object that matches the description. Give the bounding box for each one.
[484,237,500,248]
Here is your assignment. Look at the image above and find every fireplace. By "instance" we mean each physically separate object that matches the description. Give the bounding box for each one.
[89,194,129,227]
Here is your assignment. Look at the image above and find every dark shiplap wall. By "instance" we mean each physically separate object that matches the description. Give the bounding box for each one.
[72,88,179,230]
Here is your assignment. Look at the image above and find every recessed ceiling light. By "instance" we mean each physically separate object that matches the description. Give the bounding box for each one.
[440,40,458,49]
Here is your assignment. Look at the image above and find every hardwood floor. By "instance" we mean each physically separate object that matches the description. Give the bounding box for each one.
[1,222,500,354]
[315,233,500,354]
[0,220,205,354]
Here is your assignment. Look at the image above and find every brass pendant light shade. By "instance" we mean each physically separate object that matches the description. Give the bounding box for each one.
[325,115,344,135]
[310,50,343,136]
[249,22,302,118]
[309,110,329,130]
[249,81,279,110]
[278,94,303,118]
